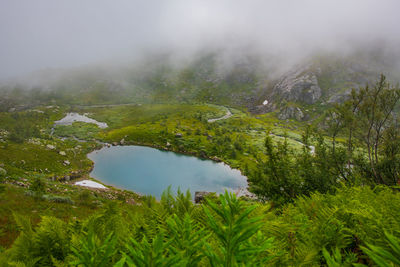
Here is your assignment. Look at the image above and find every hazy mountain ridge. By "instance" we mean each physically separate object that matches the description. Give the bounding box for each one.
[1,50,399,119]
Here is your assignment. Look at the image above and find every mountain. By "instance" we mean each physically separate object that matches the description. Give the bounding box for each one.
[1,49,399,120]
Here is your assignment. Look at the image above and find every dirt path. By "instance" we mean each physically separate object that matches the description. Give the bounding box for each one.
[207,107,232,122]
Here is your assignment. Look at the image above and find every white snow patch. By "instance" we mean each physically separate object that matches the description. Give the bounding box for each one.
[75,180,107,189]
[54,113,108,128]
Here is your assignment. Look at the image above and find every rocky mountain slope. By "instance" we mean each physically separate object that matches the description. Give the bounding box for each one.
[1,50,399,121]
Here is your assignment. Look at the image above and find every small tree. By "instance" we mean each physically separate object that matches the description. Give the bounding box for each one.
[249,133,302,204]
[30,177,46,199]
[328,75,400,185]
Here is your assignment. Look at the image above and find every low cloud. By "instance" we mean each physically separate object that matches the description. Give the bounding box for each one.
[0,0,399,79]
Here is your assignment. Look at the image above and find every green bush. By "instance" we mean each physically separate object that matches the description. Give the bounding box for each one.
[44,195,74,204]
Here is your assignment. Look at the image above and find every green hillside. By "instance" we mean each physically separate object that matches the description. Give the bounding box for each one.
[0,58,400,266]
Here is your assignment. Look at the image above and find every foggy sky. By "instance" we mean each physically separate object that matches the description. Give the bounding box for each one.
[1,0,400,79]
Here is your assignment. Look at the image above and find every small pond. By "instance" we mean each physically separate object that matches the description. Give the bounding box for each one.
[54,113,108,128]
[88,146,248,199]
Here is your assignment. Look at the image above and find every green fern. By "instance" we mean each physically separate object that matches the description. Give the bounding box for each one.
[203,191,274,266]
[322,247,357,267]
[70,230,117,267]
[360,232,400,267]
[123,232,180,267]
[165,213,207,266]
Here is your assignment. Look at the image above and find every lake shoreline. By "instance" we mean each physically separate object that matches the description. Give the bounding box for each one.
[85,141,250,199]
[97,139,249,177]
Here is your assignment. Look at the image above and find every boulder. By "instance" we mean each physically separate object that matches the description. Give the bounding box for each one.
[194,191,212,204]
[59,151,66,156]
[46,144,56,150]
[120,138,125,145]
[15,181,27,187]
[211,156,222,162]
[63,160,71,166]
[175,133,183,138]
[278,106,305,121]
[199,150,207,158]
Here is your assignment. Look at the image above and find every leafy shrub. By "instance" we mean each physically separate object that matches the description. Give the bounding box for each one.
[44,195,74,204]
[30,177,46,199]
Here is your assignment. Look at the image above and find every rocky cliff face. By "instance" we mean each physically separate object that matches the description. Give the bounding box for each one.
[277,106,305,121]
[252,53,400,120]
[271,64,322,105]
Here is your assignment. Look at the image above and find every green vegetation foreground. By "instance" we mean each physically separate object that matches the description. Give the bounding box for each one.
[0,75,400,266]
[1,187,400,266]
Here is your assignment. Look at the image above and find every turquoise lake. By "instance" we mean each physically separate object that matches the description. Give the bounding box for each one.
[88,146,248,199]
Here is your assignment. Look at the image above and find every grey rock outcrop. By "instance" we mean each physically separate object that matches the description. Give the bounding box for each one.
[278,106,305,121]
[272,65,322,104]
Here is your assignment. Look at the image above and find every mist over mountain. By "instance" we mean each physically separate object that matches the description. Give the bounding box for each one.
[1,0,400,120]
[1,0,400,79]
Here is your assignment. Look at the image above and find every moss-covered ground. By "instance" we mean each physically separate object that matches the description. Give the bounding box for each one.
[0,103,307,247]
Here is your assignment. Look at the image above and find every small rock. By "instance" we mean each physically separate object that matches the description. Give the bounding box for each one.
[15,181,27,187]
[63,160,70,166]
[175,133,183,138]
[194,191,212,203]
[46,144,56,150]
[120,138,125,145]
[211,156,222,162]
[59,151,66,156]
